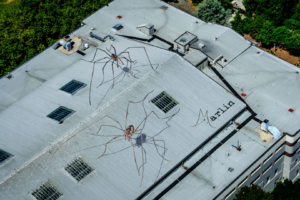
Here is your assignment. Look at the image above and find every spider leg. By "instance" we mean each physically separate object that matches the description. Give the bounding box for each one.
[86,124,123,136]
[97,135,123,159]
[130,138,140,176]
[121,47,157,73]
[80,48,111,63]
[89,62,96,105]
[118,57,125,65]
[118,51,134,74]
[125,90,154,129]
[111,61,115,88]
[140,131,145,186]
[53,115,123,157]
[111,45,117,56]
[96,60,111,88]
[94,57,111,63]
[135,109,180,131]
[136,133,170,161]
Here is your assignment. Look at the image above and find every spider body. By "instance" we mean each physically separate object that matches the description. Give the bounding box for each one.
[124,125,135,141]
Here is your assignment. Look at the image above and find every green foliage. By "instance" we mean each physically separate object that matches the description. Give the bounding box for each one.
[230,10,243,34]
[243,0,298,26]
[235,179,300,200]
[272,179,300,200]
[196,0,231,25]
[235,184,273,200]
[192,0,202,4]
[230,0,300,55]
[0,0,111,77]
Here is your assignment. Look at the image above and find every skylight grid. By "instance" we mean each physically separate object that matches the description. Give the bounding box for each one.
[151,92,178,113]
[47,106,75,122]
[31,181,62,200]
[0,149,12,164]
[60,80,86,94]
[65,157,93,182]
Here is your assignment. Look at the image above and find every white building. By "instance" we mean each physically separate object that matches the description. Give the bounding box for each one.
[0,0,300,200]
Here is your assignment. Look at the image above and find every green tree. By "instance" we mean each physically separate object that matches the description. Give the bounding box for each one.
[285,30,300,55]
[272,179,300,200]
[235,184,273,200]
[196,0,231,25]
[231,10,243,34]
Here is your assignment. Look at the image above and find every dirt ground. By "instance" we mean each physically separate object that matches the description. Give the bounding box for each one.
[0,0,15,4]
[167,0,197,15]
[244,34,300,67]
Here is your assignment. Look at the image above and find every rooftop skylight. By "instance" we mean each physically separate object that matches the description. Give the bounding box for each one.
[47,106,75,123]
[0,149,13,165]
[60,79,86,95]
[31,181,62,200]
[151,91,178,113]
[65,157,94,182]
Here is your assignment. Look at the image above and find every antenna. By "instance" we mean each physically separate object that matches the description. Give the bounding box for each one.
[232,141,241,151]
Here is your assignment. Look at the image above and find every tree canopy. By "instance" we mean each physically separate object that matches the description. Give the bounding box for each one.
[230,0,300,55]
[235,179,300,200]
[196,0,231,25]
[0,0,111,77]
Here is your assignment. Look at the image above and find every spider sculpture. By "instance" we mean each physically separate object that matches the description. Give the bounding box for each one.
[81,45,157,105]
[54,91,180,186]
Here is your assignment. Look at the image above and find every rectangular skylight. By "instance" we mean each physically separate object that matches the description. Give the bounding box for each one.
[47,106,75,123]
[0,149,12,164]
[151,91,178,113]
[60,79,86,95]
[65,157,94,182]
[31,181,62,200]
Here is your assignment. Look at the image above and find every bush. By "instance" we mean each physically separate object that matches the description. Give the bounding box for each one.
[196,0,231,25]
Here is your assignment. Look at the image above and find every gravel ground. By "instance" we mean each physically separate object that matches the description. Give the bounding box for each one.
[167,0,196,15]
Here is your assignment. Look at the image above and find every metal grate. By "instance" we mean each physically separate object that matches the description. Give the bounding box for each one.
[65,157,94,182]
[60,79,86,95]
[151,91,178,113]
[0,149,12,164]
[31,181,62,200]
[47,106,75,123]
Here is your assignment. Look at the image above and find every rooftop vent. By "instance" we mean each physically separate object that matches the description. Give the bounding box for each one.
[160,5,168,10]
[151,91,178,113]
[112,24,123,30]
[232,141,241,151]
[60,80,86,95]
[52,36,72,51]
[289,108,294,113]
[198,43,205,49]
[31,181,62,200]
[117,15,122,19]
[65,157,94,182]
[0,149,13,165]
[180,38,186,43]
[47,106,75,123]
[241,93,246,97]
[137,23,155,36]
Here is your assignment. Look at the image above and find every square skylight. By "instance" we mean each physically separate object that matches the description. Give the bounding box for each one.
[151,91,178,113]
[60,79,86,95]
[0,149,12,164]
[31,181,62,200]
[65,157,94,182]
[47,106,75,123]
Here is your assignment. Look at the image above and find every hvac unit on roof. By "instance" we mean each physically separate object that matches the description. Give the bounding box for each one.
[136,23,155,36]
[261,119,281,139]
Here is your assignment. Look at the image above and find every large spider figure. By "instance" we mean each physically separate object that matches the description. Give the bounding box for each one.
[54,91,180,186]
[81,45,157,105]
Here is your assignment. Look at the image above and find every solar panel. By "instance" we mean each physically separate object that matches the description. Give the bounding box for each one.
[47,106,75,123]
[60,80,86,95]
[65,157,94,182]
[31,181,62,200]
[151,91,178,113]
[0,149,12,164]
